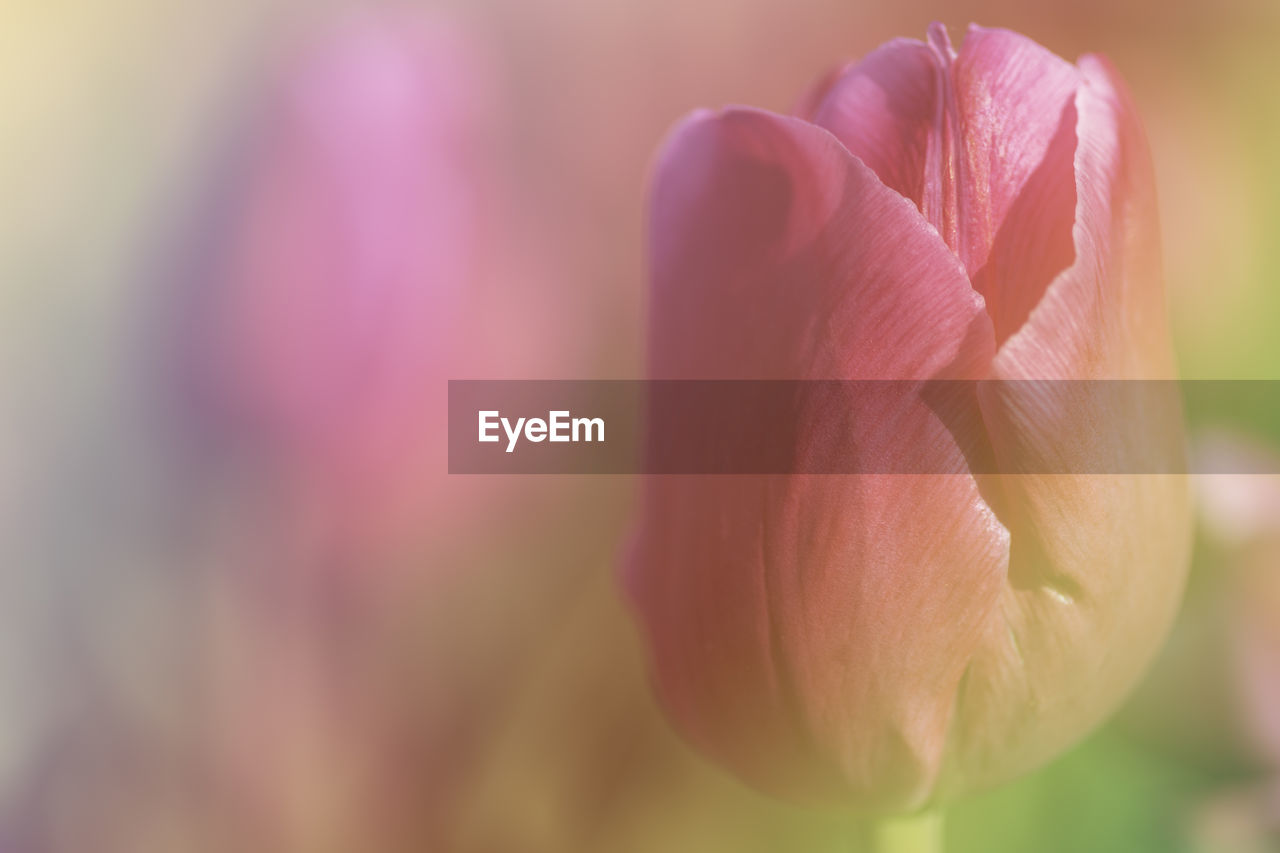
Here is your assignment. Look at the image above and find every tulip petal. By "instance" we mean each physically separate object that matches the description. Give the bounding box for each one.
[805,39,942,212]
[644,106,997,381]
[990,54,1175,381]
[937,55,1190,795]
[628,107,1009,809]
[810,26,1080,345]
[948,26,1081,344]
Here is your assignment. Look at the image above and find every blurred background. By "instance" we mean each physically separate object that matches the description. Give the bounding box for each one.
[4,0,1280,850]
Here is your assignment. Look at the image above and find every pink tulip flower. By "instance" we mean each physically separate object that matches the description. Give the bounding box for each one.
[153,11,593,850]
[624,23,1190,812]
[168,8,584,572]
[169,10,491,564]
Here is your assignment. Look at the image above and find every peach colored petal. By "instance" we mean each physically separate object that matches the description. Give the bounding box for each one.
[942,51,1190,796]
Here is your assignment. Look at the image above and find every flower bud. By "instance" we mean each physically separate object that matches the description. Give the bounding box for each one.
[624,23,1191,811]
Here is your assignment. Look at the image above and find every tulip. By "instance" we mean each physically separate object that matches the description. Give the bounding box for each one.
[167,8,576,567]
[146,11,590,852]
[624,22,1191,820]
[140,13,506,852]
[174,9,487,558]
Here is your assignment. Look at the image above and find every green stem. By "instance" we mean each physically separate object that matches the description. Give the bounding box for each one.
[871,809,943,853]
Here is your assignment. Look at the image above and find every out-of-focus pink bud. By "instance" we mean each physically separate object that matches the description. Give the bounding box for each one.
[169,10,566,563]
[208,11,482,551]
[150,12,589,850]
[624,23,1190,812]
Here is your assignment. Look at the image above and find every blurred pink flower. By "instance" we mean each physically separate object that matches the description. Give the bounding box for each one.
[625,23,1189,812]
[191,11,484,558]
[170,9,582,571]
[151,11,598,850]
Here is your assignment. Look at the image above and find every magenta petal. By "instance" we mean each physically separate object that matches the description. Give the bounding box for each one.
[628,107,1007,808]
[810,26,1081,346]
[645,107,995,381]
[950,26,1080,344]
[807,39,942,211]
